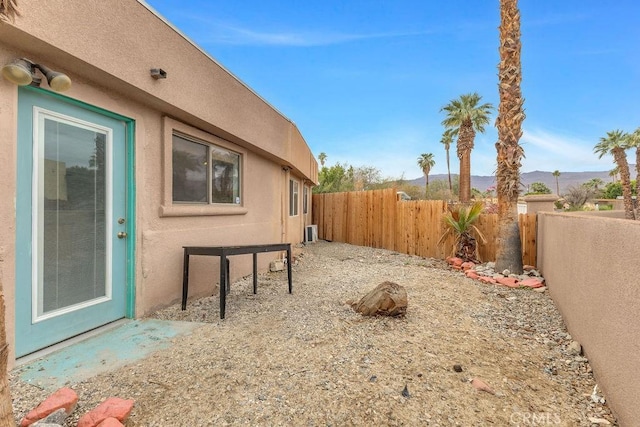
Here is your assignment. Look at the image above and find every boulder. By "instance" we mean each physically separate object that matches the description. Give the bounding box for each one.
[77,397,134,427]
[349,281,407,317]
[21,387,78,427]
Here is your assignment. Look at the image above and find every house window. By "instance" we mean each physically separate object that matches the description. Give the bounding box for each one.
[289,179,299,216]
[303,185,309,214]
[172,133,241,205]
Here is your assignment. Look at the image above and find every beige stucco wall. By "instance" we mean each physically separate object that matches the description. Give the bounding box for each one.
[0,0,318,364]
[537,211,640,425]
[523,194,559,214]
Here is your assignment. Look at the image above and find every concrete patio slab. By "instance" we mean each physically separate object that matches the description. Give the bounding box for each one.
[13,319,205,391]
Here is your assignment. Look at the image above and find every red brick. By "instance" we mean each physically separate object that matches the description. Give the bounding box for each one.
[96,417,124,427]
[496,277,519,288]
[460,261,475,271]
[77,397,135,427]
[447,257,463,267]
[21,387,78,427]
[465,270,479,280]
[478,276,497,284]
[519,277,544,288]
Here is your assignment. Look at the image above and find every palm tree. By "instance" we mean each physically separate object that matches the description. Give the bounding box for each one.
[494,0,525,274]
[417,153,436,198]
[584,177,605,191]
[0,7,19,427]
[609,166,620,183]
[630,127,640,207]
[440,129,454,194]
[318,152,327,167]
[552,170,561,195]
[441,93,493,203]
[594,130,634,219]
[0,6,18,421]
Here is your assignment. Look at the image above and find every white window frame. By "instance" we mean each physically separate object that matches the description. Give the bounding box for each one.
[172,132,241,205]
[161,117,248,217]
[290,179,299,217]
[303,185,309,214]
[32,107,113,322]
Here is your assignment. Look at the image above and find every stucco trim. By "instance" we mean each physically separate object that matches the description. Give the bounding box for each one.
[159,204,248,217]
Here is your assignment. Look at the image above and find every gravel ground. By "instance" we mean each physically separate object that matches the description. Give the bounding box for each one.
[11,240,617,426]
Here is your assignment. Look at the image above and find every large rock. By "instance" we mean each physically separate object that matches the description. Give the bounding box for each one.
[77,397,134,427]
[21,387,78,427]
[349,281,407,317]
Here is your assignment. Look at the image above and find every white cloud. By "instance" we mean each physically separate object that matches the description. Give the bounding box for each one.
[216,27,429,47]
[316,126,622,183]
[520,128,616,172]
[180,14,433,47]
[318,126,436,180]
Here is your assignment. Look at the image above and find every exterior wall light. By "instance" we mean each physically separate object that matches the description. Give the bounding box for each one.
[150,68,167,79]
[1,58,72,92]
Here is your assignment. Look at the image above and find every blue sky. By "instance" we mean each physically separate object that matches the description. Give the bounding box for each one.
[144,0,639,180]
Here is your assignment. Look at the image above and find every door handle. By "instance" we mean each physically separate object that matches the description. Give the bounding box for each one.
[117,231,128,239]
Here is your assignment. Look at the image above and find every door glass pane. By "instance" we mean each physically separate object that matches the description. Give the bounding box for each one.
[39,117,109,315]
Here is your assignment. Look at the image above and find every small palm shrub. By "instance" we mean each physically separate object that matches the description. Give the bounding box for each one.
[439,202,487,263]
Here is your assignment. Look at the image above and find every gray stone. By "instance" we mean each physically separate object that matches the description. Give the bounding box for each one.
[567,340,582,356]
[32,408,68,426]
[269,260,285,271]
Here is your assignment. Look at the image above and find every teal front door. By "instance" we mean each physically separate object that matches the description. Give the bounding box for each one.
[15,87,132,357]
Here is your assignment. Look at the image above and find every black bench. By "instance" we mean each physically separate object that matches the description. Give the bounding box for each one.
[181,243,292,319]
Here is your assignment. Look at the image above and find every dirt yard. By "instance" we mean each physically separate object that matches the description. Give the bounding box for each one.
[11,241,617,426]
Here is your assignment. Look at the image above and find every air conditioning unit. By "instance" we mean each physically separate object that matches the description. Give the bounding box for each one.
[304,225,318,243]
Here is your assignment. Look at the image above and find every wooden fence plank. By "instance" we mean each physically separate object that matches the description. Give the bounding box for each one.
[311,190,537,265]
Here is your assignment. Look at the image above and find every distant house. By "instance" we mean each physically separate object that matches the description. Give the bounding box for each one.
[0,0,317,363]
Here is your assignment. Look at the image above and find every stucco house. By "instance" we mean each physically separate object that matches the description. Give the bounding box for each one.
[0,0,318,364]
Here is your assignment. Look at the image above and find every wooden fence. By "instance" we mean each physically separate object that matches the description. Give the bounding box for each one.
[312,188,537,266]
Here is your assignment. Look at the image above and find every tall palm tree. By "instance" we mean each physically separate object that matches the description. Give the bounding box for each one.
[552,170,561,195]
[495,0,525,274]
[585,178,604,191]
[609,166,620,183]
[0,4,19,425]
[440,129,454,194]
[318,152,327,167]
[441,93,493,203]
[0,6,19,421]
[630,127,640,208]
[594,130,634,220]
[417,153,436,198]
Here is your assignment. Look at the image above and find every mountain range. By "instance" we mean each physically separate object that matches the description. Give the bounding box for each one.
[408,167,637,195]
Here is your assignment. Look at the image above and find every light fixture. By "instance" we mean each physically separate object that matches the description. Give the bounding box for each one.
[150,68,167,79]
[1,58,71,92]
[35,63,72,92]
[1,58,33,86]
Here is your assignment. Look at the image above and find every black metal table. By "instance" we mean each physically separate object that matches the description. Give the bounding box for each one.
[181,243,292,319]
